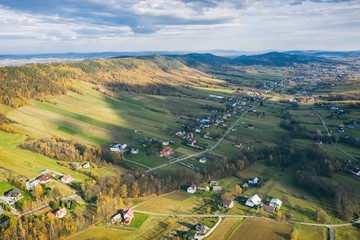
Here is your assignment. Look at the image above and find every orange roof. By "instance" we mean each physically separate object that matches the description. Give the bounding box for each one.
[46,212,55,218]
[63,174,72,180]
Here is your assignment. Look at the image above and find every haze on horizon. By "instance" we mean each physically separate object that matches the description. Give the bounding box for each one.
[0,0,359,54]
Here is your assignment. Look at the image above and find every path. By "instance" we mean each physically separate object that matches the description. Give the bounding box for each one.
[198,217,222,240]
[328,226,334,240]
[146,106,254,173]
[314,111,359,162]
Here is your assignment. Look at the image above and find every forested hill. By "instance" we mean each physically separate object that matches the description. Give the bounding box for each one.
[0,56,223,108]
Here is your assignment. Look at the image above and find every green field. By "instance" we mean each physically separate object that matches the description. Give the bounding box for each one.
[0,132,90,180]
[334,225,360,240]
[292,225,327,240]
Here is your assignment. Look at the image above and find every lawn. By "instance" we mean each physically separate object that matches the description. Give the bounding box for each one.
[228,219,293,240]
[0,181,15,196]
[0,132,90,181]
[291,225,327,240]
[207,218,243,240]
[334,225,360,240]
[163,191,191,201]
[68,216,169,240]
[135,191,209,214]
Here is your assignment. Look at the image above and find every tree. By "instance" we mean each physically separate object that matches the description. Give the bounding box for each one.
[120,184,128,198]
[32,184,43,199]
[235,185,243,195]
[131,182,140,198]
[52,187,62,200]
[315,208,330,223]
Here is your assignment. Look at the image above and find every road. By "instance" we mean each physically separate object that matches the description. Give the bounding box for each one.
[134,210,360,228]
[314,111,359,162]
[145,106,253,173]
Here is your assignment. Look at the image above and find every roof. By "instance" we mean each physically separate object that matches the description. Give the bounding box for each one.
[7,188,21,197]
[190,184,196,189]
[270,198,283,206]
[248,194,261,204]
[62,174,72,180]
[38,173,52,181]
[223,198,233,206]
[46,212,55,218]
[262,204,275,212]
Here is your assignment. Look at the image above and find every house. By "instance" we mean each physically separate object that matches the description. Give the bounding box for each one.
[248,177,259,185]
[197,185,210,191]
[185,231,196,240]
[196,224,209,235]
[61,174,73,184]
[212,186,223,192]
[6,188,22,200]
[187,138,196,147]
[195,128,201,133]
[110,144,122,152]
[131,148,139,154]
[159,147,173,157]
[176,131,186,138]
[82,162,90,169]
[55,208,67,218]
[248,124,255,129]
[203,132,210,139]
[234,141,243,148]
[123,209,135,224]
[46,212,55,218]
[262,204,276,212]
[199,157,208,164]
[162,141,170,146]
[38,173,52,184]
[209,180,218,186]
[245,194,262,207]
[351,168,360,176]
[241,183,249,189]
[187,184,197,194]
[222,198,235,209]
[269,198,283,209]
[314,139,322,145]
[26,179,40,190]
[111,213,122,223]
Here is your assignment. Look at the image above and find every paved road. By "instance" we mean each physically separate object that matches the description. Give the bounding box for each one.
[314,111,359,162]
[146,106,254,173]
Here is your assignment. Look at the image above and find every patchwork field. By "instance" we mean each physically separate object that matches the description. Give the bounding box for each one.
[207,218,243,240]
[163,191,191,201]
[291,225,327,240]
[228,219,293,240]
[334,225,360,240]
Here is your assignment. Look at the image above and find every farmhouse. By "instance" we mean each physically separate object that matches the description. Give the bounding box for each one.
[176,131,186,138]
[131,148,139,154]
[248,124,255,129]
[234,141,243,148]
[111,213,122,223]
[199,157,208,164]
[158,147,173,157]
[212,186,223,192]
[248,177,258,185]
[241,183,249,189]
[123,209,135,225]
[162,141,170,146]
[6,188,22,200]
[210,180,218,186]
[55,208,67,218]
[269,198,283,209]
[61,174,73,184]
[187,184,197,194]
[26,179,40,190]
[82,162,90,169]
[38,173,52,184]
[195,128,201,133]
[46,212,55,218]
[245,194,262,207]
[196,224,209,235]
[197,185,210,191]
[222,198,235,209]
[110,144,127,153]
[351,168,360,176]
[314,139,323,145]
[203,132,210,139]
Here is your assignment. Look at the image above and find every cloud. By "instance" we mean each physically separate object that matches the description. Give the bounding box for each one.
[0,0,359,53]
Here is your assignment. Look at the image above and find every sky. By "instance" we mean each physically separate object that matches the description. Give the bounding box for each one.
[0,0,359,54]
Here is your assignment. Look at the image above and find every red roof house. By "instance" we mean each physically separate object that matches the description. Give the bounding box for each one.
[159,147,173,157]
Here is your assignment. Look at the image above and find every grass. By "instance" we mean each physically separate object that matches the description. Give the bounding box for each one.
[292,225,327,240]
[207,218,243,240]
[0,181,15,196]
[127,213,149,228]
[0,132,90,181]
[68,216,169,240]
[334,225,360,240]
[228,218,293,240]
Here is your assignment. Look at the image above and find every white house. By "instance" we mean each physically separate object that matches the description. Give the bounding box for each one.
[131,148,139,154]
[269,198,283,209]
[111,213,122,223]
[248,177,259,185]
[61,174,73,184]
[82,162,90,169]
[110,144,127,152]
[199,157,208,164]
[187,184,197,194]
[222,198,235,209]
[162,141,170,146]
[245,194,262,207]
[55,208,67,219]
[26,179,40,190]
